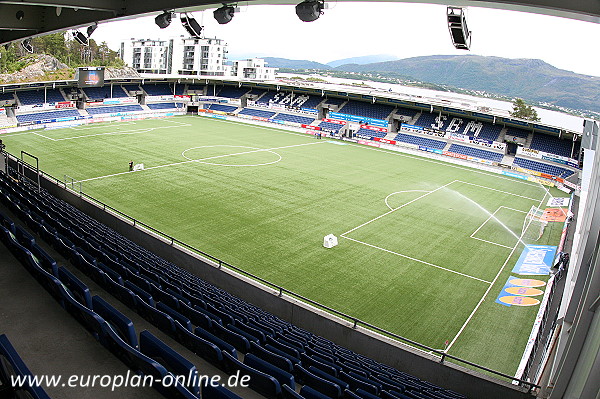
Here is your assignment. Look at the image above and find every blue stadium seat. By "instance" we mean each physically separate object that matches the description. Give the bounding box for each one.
[206,103,238,113]
[147,102,182,110]
[92,295,138,348]
[244,353,296,390]
[86,104,143,115]
[0,334,53,399]
[355,127,387,139]
[274,113,315,125]
[17,89,64,105]
[319,121,344,133]
[238,108,276,119]
[143,84,173,96]
[201,383,243,398]
[530,133,573,157]
[338,100,393,120]
[16,109,80,123]
[393,133,446,150]
[222,351,282,399]
[447,144,504,162]
[216,86,250,98]
[513,157,574,177]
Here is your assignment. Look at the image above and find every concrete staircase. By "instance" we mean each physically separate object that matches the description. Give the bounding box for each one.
[383,132,397,141]
[501,154,515,165]
[497,127,508,143]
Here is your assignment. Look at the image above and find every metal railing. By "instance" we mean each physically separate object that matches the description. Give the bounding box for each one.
[8,152,540,392]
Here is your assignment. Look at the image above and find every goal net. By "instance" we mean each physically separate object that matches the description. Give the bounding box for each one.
[522,206,548,242]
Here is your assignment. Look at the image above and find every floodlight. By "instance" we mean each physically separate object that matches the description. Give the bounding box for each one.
[447,6,471,50]
[155,11,172,29]
[86,23,98,37]
[295,0,324,22]
[181,13,203,38]
[21,38,33,53]
[214,5,235,24]
[73,30,88,46]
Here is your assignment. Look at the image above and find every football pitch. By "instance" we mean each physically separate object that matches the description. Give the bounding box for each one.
[1,115,564,375]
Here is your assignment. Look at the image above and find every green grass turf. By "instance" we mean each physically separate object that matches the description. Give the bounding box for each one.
[1,115,565,376]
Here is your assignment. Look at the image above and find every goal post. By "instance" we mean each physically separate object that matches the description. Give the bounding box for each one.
[522,205,548,242]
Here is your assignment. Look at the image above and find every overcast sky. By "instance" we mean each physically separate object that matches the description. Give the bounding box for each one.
[93,2,600,77]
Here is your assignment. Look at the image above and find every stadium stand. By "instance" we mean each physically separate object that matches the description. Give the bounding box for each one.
[83,86,128,100]
[142,84,173,96]
[413,112,445,130]
[323,98,346,106]
[247,88,268,97]
[17,89,65,105]
[186,84,205,92]
[318,121,344,133]
[530,133,573,158]
[173,84,185,95]
[217,86,250,98]
[513,157,574,177]
[393,133,447,150]
[238,108,277,119]
[0,170,469,399]
[86,104,144,115]
[146,102,183,110]
[273,113,315,125]
[459,121,502,142]
[122,84,141,93]
[0,92,15,102]
[338,100,394,120]
[16,109,80,123]
[355,127,387,139]
[206,103,238,113]
[394,107,419,119]
[505,127,530,140]
[447,144,504,162]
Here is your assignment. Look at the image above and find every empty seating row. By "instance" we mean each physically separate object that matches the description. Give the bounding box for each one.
[273,113,315,125]
[338,101,394,120]
[186,85,205,92]
[143,84,173,96]
[216,86,250,99]
[83,86,128,100]
[318,122,344,133]
[86,104,143,115]
[238,108,277,119]
[447,144,503,163]
[355,128,387,139]
[530,133,574,158]
[322,98,346,106]
[16,109,80,123]
[206,104,238,113]
[513,157,574,178]
[122,84,141,93]
[393,133,447,150]
[17,89,65,105]
[0,172,469,399]
[147,103,183,110]
[0,92,15,102]
[394,107,419,119]
[505,127,529,140]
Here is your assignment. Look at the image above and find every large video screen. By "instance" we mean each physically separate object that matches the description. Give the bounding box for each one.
[77,67,105,88]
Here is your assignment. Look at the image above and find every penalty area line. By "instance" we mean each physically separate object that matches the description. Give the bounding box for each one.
[341,236,492,284]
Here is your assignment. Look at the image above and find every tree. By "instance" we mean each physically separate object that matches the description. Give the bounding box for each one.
[510,98,540,121]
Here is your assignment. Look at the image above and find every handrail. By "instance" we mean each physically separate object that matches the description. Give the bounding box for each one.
[9,152,541,392]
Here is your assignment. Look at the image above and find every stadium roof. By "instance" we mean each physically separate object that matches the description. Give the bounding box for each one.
[0,0,599,45]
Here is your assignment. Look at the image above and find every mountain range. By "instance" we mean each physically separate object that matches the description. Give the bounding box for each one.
[264,54,600,114]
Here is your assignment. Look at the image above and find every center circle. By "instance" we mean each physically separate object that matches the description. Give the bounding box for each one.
[181,145,282,167]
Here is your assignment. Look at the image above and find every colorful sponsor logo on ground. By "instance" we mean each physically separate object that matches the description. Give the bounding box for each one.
[512,245,557,275]
[498,296,540,306]
[496,276,545,307]
[547,197,570,207]
[504,287,544,296]
[509,278,546,287]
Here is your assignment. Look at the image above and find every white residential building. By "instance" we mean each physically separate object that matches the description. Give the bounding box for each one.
[229,58,277,81]
[121,36,228,76]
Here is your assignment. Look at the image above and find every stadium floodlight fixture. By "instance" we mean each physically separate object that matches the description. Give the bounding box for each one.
[181,13,203,38]
[214,5,236,25]
[72,30,89,46]
[155,11,173,29]
[295,0,324,22]
[447,6,471,50]
[86,23,98,38]
[21,38,33,53]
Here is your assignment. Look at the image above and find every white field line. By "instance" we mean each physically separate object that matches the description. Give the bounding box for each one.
[33,132,56,141]
[342,236,491,284]
[44,123,193,141]
[384,190,430,211]
[470,237,513,250]
[341,180,457,237]
[75,141,326,183]
[455,180,539,202]
[445,190,549,353]
[469,205,526,249]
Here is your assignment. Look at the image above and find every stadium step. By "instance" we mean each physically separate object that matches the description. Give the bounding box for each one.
[497,127,508,142]
[443,142,453,151]
[383,132,397,141]
[501,153,515,165]
[408,112,421,125]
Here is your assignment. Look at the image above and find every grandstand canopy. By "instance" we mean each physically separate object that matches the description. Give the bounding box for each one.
[0,0,599,45]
